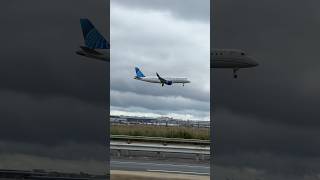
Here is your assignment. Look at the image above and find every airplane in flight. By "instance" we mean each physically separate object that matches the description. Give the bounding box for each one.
[75,19,258,78]
[75,18,110,61]
[134,67,190,86]
[211,49,258,78]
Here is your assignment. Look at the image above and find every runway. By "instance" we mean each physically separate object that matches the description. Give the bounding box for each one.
[111,159,210,176]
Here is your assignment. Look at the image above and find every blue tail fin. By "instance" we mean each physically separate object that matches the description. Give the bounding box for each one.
[135,67,145,78]
[80,18,110,49]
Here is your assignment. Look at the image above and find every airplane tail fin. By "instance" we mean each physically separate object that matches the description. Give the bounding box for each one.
[80,18,109,49]
[135,67,145,78]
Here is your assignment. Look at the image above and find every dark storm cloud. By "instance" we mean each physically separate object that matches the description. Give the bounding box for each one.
[214,108,320,158]
[0,152,106,174]
[0,0,109,172]
[213,0,320,127]
[0,0,108,105]
[213,0,320,178]
[0,91,106,145]
[213,108,320,179]
[0,140,106,161]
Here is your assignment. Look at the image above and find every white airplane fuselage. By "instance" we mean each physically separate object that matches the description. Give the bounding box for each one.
[211,49,258,78]
[134,76,190,84]
[211,49,258,69]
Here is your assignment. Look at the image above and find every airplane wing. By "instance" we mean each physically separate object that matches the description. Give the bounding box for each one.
[156,73,172,86]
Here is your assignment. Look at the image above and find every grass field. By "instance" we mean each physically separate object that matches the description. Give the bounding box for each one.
[111,125,210,140]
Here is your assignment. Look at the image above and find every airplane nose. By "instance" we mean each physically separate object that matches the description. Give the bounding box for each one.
[248,57,259,67]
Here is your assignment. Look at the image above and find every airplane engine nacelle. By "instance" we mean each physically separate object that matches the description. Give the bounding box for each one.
[165,81,173,85]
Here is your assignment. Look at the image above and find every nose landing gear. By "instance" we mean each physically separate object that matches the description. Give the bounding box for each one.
[233,68,239,78]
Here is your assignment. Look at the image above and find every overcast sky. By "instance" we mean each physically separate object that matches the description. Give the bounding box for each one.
[0,0,109,174]
[110,0,210,121]
[2,0,320,179]
[213,0,320,179]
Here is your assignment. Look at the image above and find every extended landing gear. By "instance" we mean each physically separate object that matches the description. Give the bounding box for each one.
[233,68,239,79]
[183,83,185,86]
[161,83,164,87]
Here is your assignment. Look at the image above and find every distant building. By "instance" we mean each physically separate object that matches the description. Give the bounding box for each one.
[110,115,210,128]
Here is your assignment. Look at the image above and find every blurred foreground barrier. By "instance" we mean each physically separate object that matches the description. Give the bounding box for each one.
[110,141,210,161]
[111,135,210,146]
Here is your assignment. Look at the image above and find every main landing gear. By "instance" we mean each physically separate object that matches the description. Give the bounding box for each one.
[233,68,239,79]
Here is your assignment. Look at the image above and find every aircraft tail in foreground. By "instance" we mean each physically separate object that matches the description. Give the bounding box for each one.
[76,18,109,62]
[80,18,109,49]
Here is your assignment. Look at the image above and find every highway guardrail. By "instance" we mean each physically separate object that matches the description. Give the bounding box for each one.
[110,141,210,160]
[111,135,210,146]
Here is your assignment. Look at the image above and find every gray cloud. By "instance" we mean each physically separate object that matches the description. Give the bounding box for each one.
[110,1,210,120]
[212,0,320,178]
[111,90,209,120]
[111,90,209,112]
[112,0,210,22]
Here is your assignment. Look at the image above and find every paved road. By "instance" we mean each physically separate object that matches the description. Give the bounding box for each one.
[111,159,210,176]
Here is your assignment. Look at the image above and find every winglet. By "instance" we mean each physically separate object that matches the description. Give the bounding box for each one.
[80,18,110,49]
